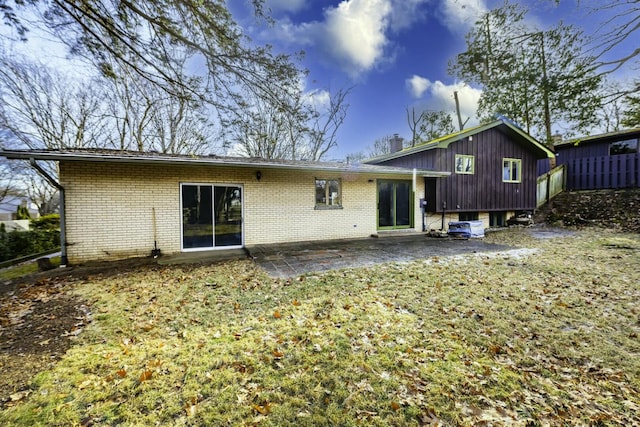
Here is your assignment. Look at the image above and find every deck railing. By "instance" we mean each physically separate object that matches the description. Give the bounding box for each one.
[537,164,565,208]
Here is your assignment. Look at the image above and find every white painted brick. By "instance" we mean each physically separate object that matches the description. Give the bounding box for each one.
[61,161,404,262]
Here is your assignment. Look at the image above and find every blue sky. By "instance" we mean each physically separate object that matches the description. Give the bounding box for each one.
[230,0,637,159]
[1,0,636,160]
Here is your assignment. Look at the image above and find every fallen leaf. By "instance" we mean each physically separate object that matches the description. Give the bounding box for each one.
[253,402,271,415]
[78,379,93,390]
[391,401,401,411]
[116,369,127,378]
[10,391,31,402]
[185,404,197,417]
[139,370,153,382]
[273,310,282,319]
[292,299,301,306]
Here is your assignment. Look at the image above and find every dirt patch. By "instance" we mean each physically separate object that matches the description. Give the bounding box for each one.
[538,188,640,232]
[0,278,87,406]
[0,257,157,408]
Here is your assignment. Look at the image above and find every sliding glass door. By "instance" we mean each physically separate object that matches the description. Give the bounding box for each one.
[377,180,412,229]
[181,184,242,250]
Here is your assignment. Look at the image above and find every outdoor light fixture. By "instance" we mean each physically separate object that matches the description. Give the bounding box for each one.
[256,170,262,181]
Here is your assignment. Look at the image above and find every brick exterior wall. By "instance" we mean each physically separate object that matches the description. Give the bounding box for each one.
[60,161,425,262]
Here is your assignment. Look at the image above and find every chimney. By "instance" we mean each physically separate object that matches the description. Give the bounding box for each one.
[390,134,404,153]
[552,132,563,146]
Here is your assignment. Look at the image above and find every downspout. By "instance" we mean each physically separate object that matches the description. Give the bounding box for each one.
[29,159,68,267]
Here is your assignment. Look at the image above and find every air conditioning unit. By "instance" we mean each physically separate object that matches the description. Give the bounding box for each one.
[447,221,485,238]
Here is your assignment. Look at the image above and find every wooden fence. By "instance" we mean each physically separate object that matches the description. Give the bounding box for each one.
[565,153,640,190]
[537,165,565,208]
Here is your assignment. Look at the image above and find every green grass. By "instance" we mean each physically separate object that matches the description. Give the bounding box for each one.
[0,257,61,281]
[1,229,639,426]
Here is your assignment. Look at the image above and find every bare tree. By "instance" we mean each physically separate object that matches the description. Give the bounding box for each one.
[365,135,398,158]
[102,58,216,155]
[594,80,631,132]
[0,156,22,204]
[0,53,106,150]
[305,87,351,161]
[102,64,156,151]
[406,107,425,147]
[586,0,640,79]
[1,0,304,120]
[22,166,59,215]
[221,85,351,161]
[221,89,301,159]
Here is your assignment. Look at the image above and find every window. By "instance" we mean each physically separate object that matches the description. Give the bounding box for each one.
[315,178,341,208]
[455,155,475,174]
[459,212,479,221]
[503,158,522,183]
[609,139,638,155]
[490,212,506,227]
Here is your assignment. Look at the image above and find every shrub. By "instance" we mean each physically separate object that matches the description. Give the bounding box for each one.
[0,229,60,262]
[31,214,60,230]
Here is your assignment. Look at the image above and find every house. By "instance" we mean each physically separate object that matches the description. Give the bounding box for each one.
[365,119,555,229]
[552,128,640,190]
[0,149,449,264]
[0,196,40,233]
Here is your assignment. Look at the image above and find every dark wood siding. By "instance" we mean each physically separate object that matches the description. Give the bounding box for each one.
[379,154,437,170]
[554,134,640,190]
[556,142,610,162]
[378,128,542,212]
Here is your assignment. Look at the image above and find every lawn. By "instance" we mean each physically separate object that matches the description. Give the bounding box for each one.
[0,257,60,281]
[1,228,639,426]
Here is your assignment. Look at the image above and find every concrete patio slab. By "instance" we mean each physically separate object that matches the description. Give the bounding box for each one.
[246,234,511,278]
[155,233,515,278]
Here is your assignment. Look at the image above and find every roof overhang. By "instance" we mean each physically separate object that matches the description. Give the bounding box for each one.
[555,127,640,149]
[0,149,451,178]
[366,119,555,164]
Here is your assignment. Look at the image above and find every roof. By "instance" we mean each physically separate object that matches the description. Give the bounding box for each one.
[365,119,555,164]
[554,127,640,149]
[0,148,450,178]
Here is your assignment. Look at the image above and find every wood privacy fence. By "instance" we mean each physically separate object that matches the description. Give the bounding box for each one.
[537,165,565,208]
[565,153,640,190]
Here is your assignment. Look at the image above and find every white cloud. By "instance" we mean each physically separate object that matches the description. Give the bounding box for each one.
[261,0,433,79]
[406,76,482,126]
[388,0,431,31]
[323,0,393,78]
[303,88,331,111]
[406,74,431,98]
[439,0,488,33]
